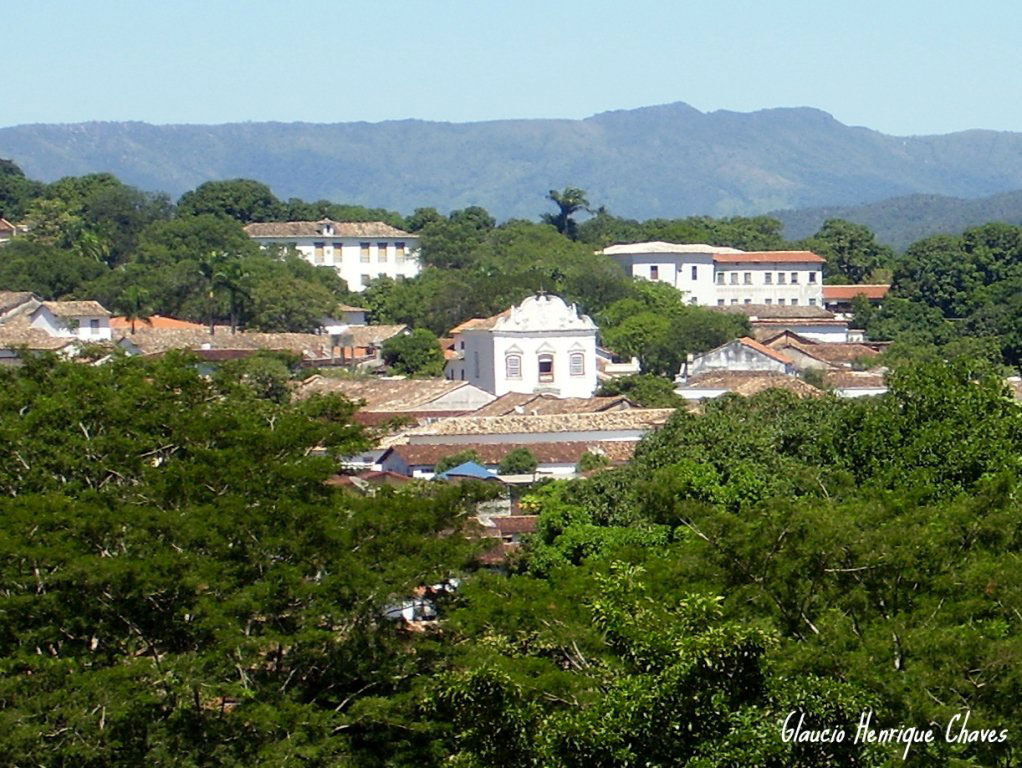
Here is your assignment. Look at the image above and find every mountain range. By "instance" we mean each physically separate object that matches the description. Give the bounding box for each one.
[6,102,1022,235]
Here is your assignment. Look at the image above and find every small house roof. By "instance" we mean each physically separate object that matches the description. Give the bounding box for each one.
[244,220,412,238]
[39,300,111,318]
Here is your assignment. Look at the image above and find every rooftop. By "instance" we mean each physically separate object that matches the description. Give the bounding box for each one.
[0,291,38,316]
[244,219,412,239]
[777,339,880,366]
[735,336,794,365]
[469,392,634,417]
[403,408,674,437]
[600,241,744,255]
[824,370,889,389]
[712,250,826,264]
[296,376,480,411]
[681,371,823,398]
[714,303,837,320]
[116,327,336,357]
[110,314,205,331]
[822,284,891,300]
[39,300,111,318]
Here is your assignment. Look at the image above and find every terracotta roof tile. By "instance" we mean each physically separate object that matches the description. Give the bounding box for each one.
[40,301,110,318]
[736,336,793,365]
[110,314,205,330]
[682,371,823,398]
[822,284,891,300]
[469,392,633,417]
[712,250,825,264]
[296,376,479,411]
[403,409,674,437]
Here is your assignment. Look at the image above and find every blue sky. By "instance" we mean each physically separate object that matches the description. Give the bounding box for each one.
[4,0,1022,135]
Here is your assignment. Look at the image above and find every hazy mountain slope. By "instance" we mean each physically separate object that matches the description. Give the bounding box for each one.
[774,189,1022,249]
[5,103,1022,219]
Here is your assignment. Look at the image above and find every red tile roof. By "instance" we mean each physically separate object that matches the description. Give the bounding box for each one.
[111,314,205,330]
[736,336,794,365]
[713,250,825,264]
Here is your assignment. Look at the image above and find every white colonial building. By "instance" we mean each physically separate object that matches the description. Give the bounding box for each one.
[29,301,112,340]
[243,219,420,292]
[601,242,825,307]
[445,294,599,398]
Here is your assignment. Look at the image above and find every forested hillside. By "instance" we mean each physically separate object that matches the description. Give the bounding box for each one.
[2,352,1021,765]
[8,103,1022,219]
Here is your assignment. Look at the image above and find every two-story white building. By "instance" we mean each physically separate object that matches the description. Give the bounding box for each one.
[243,219,421,292]
[601,242,825,307]
[29,301,112,340]
[445,294,599,398]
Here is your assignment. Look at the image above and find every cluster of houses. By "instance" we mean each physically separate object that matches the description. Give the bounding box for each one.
[0,291,407,367]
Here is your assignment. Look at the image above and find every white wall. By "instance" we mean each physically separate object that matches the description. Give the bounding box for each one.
[712,262,823,306]
[253,235,421,292]
[30,308,111,340]
[686,341,792,377]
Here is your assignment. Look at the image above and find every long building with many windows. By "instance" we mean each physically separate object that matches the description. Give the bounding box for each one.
[244,219,420,292]
[600,242,825,307]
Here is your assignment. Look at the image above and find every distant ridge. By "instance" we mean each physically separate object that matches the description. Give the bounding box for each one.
[773,189,1022,249]
[5,103,1022,221]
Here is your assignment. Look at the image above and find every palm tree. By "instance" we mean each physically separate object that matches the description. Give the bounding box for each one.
[120,286,152,334]
[543,187,590,240]
[218,260,252,334]
[199,252,251,334]
[198,251,227,335]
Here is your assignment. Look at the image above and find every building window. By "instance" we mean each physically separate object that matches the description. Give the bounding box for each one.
[473,351,480,379]
[378,242,388,262]
[360,243,371,262]
[332,242,342,261]
[778,272,786,284]
[569,352,585,376]
[791,298,799,305]
[395,242,406,263]
[809,297,817,305]
[538,353,554,382]
[650,265,659,280]
[506,354,522,379]
[765,298,773,305]
[717,299,725,306]
[778,298,786,305]
[730,272,738,284]
[730,298,738,305]
[809,271,817,283]
[744,272,752,284]
[689,296,698,305]
[765,273,773,284]
[716,272,724,285]
[361,274,370,286]
[691,265,698,280]
[90,318,100,335]
[744,298,752,304]
[791,272,799,283]
[313,242,325,264]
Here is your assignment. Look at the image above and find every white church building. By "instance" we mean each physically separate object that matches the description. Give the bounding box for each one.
[444,294,598,398]
[243,219,421,292]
